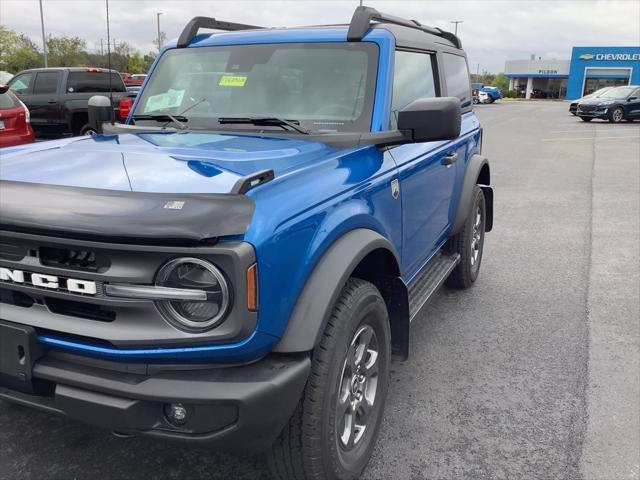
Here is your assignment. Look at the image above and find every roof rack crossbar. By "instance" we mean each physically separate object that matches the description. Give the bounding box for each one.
[347,6,462,49]
[177,16,264,48]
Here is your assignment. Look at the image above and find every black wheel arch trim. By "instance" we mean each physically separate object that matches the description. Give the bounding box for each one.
[451,154,493,235]
[273,228,409,357]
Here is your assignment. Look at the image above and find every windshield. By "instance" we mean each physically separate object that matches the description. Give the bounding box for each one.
[133,43,378,133]
[599,87,634,99]
[592,87,612,97]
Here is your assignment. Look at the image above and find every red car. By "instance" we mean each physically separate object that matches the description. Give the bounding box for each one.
[0,84,35,148]
[120,72,146,86]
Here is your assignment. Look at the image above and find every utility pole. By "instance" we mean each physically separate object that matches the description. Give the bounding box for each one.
[156,12,163,52]
[39,0,48,67]
[450,20,463,36]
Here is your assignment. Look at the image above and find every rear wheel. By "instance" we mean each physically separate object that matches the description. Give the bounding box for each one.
[446,185,486,289]
[580,117,592,122]
[267,278,391,480]
[80,124,97,136]
[609,107,624,123]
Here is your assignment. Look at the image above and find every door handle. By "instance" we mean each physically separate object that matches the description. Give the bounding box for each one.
[442,153,459,165]
[47,100,57,104]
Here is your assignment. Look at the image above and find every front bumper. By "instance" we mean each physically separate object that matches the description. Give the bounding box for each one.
[577,107,610,119]
[0,349,310,451]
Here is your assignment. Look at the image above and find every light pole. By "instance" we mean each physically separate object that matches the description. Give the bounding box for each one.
[450,20,463,36]
[39,0,48,67]
[156,12,163,52]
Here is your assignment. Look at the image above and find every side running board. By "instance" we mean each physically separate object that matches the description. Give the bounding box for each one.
[408,252,461,320]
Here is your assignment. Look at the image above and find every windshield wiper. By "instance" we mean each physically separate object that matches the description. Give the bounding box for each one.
[132,114,188,130]
[218,117,310,135]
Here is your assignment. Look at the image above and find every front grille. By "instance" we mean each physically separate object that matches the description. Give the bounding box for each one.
[0,229,252,352]
[578,104,597,112]
[39,246,109,272]
[45,297,116,322]
[0,288,35,308]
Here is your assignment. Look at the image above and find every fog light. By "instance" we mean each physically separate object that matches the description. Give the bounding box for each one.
[164,403,188,426]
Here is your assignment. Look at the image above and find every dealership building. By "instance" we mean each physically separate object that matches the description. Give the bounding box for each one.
[505,46,640,100]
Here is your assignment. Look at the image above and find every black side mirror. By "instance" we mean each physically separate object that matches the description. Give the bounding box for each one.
[0,85,9,94]
[88,95,113,134]
[398,97,461,143]
[628,97,637,102]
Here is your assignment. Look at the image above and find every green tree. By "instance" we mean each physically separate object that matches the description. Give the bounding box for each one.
[0,26,40,72]
[128,51,145,74]
[492,73,510,92]
[46,35,87,67]
[142,52,156,72]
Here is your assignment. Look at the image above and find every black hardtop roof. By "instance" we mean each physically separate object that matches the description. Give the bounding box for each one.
[177,6,462,51]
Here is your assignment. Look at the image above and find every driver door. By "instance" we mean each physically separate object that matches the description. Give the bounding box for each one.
[388,50,458,278]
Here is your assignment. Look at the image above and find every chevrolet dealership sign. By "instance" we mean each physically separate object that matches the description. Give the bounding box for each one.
[580,53,640,61]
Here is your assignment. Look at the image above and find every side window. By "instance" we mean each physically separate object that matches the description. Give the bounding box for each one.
[66,72,126,93]
[442,53,471,107]
[9,72,33,95]
[33,71,61,95]
[390,50,437,128]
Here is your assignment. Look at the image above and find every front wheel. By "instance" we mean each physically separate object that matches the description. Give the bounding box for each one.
[580,117,592,122]
[609,107,624,123]
[446,185,486,289]
[268,278,391,480]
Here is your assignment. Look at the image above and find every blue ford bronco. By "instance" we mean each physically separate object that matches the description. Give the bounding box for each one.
[0,7,492,479]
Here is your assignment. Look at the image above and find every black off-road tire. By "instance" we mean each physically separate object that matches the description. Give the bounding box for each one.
[445,185,486,289]
[267,278,391,480]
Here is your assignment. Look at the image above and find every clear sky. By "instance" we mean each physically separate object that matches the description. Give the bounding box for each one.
[1,0,639,73]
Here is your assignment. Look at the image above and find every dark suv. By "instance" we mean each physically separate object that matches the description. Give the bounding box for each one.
[0,7,492,479]
[7,67,130,137]
[577,85,640,123]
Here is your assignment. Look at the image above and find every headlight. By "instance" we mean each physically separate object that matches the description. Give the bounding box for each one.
[155,257,230,332]
[599,100,615,106]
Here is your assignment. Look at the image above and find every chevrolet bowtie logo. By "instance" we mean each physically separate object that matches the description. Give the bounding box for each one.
[579,54,594,60]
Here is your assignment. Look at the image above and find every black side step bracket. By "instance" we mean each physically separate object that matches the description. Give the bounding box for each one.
[407,252,461,320]
[231,169,275,195]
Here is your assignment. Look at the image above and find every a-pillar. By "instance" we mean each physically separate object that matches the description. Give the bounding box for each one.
[525,77,533,99]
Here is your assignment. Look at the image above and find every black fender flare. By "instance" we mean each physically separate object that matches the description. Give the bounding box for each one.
[273,228,403,353]
[451,154,493,235]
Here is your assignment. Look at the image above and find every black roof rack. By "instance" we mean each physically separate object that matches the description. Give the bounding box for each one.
[347,6,462,49]
[177,16,264,48]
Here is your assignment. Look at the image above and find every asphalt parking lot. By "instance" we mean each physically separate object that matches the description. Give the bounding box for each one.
[1,101,638,480]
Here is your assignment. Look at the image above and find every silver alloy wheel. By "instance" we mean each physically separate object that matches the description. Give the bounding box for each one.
[470,205,482,267]
[336,324,379,451]
[612,108,624,123]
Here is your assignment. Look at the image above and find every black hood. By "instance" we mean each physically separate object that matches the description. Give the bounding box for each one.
[0,181,255,243]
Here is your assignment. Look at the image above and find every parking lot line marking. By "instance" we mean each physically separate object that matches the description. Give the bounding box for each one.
[541,135,640,142]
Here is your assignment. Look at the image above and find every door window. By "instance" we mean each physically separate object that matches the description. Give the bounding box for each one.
[33,72,60,95]
[9,72,33,95]
[390,50,437,128]
[442,53,471,107]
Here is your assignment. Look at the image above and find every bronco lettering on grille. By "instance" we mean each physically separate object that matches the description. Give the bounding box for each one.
[0,267,97,295]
